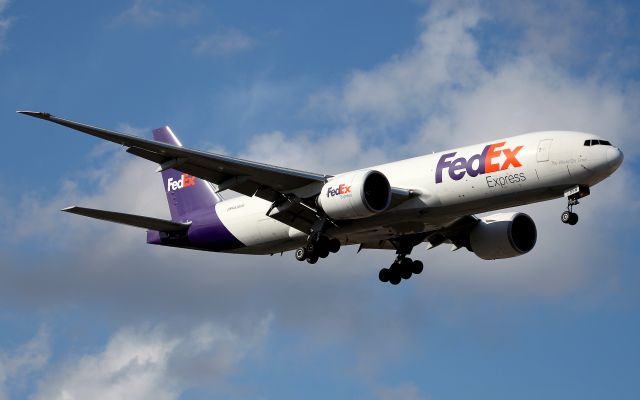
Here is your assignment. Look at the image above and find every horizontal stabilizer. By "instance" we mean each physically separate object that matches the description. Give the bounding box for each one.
[61,206,191,232]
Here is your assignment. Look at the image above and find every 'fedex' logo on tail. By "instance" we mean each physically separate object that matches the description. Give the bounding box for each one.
[167,174,196,192]
[435,142,523,183]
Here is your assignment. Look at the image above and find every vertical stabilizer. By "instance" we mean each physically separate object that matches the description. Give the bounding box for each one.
[153,127,222,221]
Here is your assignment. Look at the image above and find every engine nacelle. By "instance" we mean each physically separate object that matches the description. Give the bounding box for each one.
[469,212,537,260]
[317,170,391,220]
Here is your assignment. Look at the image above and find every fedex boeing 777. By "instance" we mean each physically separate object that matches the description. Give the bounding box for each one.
[19,111,624,285]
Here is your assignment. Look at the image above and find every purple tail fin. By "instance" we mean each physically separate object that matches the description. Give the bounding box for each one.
[153,126,222,222]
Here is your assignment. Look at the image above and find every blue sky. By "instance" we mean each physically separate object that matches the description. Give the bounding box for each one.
[1,0,639,399]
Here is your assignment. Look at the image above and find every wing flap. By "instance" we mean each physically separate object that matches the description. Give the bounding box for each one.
[62,206,191,232]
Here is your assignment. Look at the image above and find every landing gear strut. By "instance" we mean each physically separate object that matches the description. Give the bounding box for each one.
[561,185,589,226]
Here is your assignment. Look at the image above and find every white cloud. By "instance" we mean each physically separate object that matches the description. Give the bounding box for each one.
[0,327,50,400]
[312,1,639,156]
[0,0,13,54]
[116,0,200,27]
[31,319,270,400]
[414,57,639,153]
[310,5,486,125]
[194,28,254,57]
[238,128,391,174]
[376,383,426,400]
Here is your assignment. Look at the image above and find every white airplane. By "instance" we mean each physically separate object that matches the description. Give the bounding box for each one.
[19,111,624,285]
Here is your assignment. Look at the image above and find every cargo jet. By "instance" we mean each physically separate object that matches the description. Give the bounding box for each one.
[19,111,624,285]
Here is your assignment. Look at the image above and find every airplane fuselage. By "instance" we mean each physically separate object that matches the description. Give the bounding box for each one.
[175,131,622,254]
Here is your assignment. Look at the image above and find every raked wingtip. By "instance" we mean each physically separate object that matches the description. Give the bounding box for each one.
[17,110,52,119]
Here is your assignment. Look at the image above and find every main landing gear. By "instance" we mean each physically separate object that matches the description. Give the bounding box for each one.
[561,185,590,226]
[378,233,427,285]
[378,255,423,285]
[295,235,341,264]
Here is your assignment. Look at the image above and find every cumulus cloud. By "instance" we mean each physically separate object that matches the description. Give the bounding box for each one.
[0,327,50,400]
[310,4,486,127]
[311,1,639,155]
[414,58,639,154]
[30,320,269,400]
[193,28,254,57]
[238,128,391,174]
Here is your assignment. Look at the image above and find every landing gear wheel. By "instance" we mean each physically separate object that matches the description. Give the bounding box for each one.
[388,271,401,285]
[399,258,413,280]
[561,211,579,225]
[328,239,341,253]
[411,260,423,274]
[378,268,390,283]
[295,247,307,261]
[306,255,318,264]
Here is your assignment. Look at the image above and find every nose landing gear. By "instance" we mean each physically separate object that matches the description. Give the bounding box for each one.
[561,185,589,226]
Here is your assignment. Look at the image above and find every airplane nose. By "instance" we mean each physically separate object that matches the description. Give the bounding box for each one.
[606,147,624,170]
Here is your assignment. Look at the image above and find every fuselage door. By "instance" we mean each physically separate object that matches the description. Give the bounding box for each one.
[537,139,553,162]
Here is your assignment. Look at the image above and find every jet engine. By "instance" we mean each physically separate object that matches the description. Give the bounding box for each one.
[469,212,537,260]
[317,170,391,220]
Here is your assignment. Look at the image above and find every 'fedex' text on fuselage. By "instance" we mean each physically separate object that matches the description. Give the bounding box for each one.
[435,142,523,183]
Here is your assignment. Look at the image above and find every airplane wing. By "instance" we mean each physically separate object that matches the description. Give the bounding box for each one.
[19,111,326,202]
[20,111,414,233]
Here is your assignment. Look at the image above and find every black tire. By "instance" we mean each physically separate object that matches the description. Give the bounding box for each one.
[317,235,329,249]
[412,260,424,274]
[561,211,571,224]
[398,258,412,279]
[569,212,579,225]
[306,255,318,264]
[328,238,341,253]
[295,247,307,261]
[400,267,412,280]
[318,247,330,258]
[378,268,390,282]
[389,272,401,285]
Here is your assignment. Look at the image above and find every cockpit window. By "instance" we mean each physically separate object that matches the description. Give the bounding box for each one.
[584,139,613,146]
